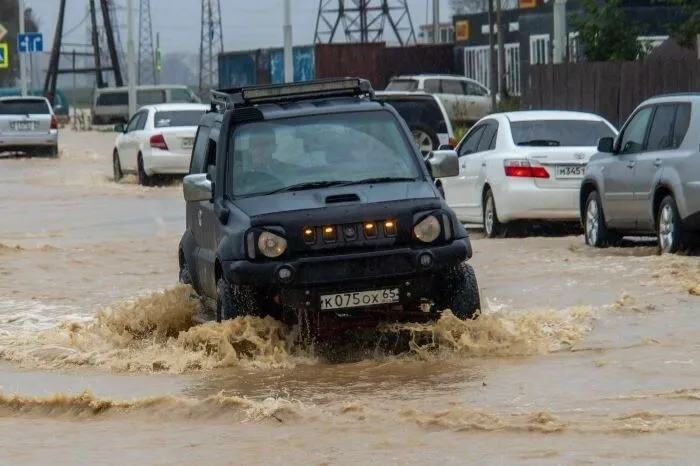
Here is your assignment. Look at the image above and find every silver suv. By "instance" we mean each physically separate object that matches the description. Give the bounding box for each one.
[580,93,698,253]
[0,96,59,157]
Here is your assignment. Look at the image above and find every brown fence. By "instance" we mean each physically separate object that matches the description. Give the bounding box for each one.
[525,59,700,127]
[314,43,457,90]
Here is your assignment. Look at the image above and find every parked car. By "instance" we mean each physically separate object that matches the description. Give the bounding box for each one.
[112,102,209,185]
[581,93,698,254]
[438,110,618,237]
[384,73,494,124]
[0,95,59,157]
[375,90,456,156]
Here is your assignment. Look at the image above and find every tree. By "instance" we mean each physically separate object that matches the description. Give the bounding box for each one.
[665,0,700,49]
[571,0,646,61]
[0,1,40,87]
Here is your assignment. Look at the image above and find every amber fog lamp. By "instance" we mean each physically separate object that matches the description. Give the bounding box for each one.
[302,227,315,243]
[384,220,397,237]
[363,222,377,238]
[322,225,337,242]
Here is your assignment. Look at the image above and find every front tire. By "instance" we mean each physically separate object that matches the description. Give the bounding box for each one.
[113,150,123,182]
[216,278,258,322]
[657,195,683,254]
[434,263,481,320]
[584,190,618,247]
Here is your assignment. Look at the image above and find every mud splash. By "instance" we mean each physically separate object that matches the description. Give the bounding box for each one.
[0,285,598,374]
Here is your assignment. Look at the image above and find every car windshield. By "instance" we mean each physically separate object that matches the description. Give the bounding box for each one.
[510,119,617,147]
[153,110,205,128]
[381,97,448,134]
[385,79,419,91]
[0,99,50,115]
[230,110,421,197]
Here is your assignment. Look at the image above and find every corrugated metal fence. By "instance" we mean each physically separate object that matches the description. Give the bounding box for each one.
[218,43,458,90]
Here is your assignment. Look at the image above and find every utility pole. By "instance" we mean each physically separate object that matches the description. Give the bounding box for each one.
[432,0,439,43]
[155,33,161,85]
[19,0,27,96]
[496,0,506,98]
[283,0,293,83]
[487,0,497,109]
[553,0,567,64]
[127,0,136,117]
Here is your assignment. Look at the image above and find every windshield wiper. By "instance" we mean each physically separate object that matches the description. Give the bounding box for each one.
[336,176,417,187]
[517,139,561,147]
[265,180,351,194]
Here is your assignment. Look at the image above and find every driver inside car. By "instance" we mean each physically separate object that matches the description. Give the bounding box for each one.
[236,124,298,192]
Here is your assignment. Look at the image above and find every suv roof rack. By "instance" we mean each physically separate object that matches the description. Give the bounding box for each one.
[210,77,375,112]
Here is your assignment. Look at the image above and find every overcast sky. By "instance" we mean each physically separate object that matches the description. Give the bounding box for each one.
[25,0,452,54]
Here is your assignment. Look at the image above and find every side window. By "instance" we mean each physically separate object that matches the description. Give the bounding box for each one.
[458,125,486,156]
[423,79,440,93]
[189,125,210,174]
[137,89,166,105]
[465,81,489,97]
[672,103,691,149]
[442,79,464,95]
[477,122,498,152]
[618,106,653,154]
[205,138,217,179]
[646,104,676,151]
[169,88,193,102]
[124,111,143,132]
[134,111,148,131]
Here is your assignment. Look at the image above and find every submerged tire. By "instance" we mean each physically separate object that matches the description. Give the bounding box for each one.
[434,262,481,320]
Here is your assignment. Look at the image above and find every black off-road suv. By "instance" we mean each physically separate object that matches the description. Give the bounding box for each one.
[177,77,481,340]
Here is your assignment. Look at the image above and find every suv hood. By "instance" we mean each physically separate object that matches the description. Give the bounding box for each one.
[235,180,438,218]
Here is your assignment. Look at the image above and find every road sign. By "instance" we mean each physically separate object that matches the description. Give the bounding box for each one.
[0,24,7,42]
[0,43,8,69]
[18,32,43,54]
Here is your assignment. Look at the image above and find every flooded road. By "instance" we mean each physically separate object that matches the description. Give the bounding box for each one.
[1,129,700,465]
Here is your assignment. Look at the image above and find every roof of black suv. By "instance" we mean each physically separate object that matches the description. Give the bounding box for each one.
[207,77,385,122]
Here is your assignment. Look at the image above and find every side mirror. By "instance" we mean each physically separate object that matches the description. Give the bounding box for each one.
[438,144,454,151]
[114,123,125,132]
[597,136,614,153]
[427,149,459,178]
[183,173,212,202]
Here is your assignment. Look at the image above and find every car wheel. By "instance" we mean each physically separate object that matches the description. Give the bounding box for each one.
[137,153,153,186]
[410,124,439,157]
[179,260,192,285]
[45,146,58,158]
[584,190,618,247]
[483,189,503,238]
[657,195,683,254]
[216,278,257,322]
[113,150,124,182]
[434,263,481,320]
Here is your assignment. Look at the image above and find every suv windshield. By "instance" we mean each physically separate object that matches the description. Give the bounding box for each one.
[0,99,50,115]
[385,79,419,91]
[381,96,448,134]
[510,119,616,147]
[230,110,421,197]
[154,110,205,128]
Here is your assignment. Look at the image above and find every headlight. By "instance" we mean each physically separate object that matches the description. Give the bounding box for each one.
[413,215,441,243]
[257,231,287,258]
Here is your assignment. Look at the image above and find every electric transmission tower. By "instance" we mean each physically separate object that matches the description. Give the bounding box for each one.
[138,0,156,85]
[314,0,417,46]
[84,0,126,86]
[199,0,224,92]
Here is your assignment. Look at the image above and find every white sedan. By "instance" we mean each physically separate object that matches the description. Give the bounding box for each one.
[112,102,209,185]
[439,110,619,237]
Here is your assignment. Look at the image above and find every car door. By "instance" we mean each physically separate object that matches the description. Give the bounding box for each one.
[196,123,221,299]
[468,120,499,222]
[185,123,211,293]
[117,111,143,171]
[464,80,492,119]
[631,103,678,231]
[442,124,487,219]
[122,110,148,171]
[603,105,654,229]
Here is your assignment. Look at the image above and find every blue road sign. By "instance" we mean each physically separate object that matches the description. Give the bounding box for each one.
[18,32,43,53]
[0,43,7,69]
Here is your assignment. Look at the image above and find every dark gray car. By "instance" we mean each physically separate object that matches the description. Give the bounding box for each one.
[580,93,699,253]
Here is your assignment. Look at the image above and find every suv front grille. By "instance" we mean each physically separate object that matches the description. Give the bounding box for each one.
[298,254,414,284]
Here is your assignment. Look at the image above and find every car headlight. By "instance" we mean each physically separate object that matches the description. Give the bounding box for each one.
[257,231,287,258]
[413,215,441,243]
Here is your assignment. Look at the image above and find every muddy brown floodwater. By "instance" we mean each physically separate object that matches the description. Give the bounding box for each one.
[2,129,700,465]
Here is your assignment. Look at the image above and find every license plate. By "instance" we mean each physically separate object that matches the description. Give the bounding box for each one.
[320,288,400,310]
[11,121,35,131]
[181,138,194,149]
[556,164,585,178]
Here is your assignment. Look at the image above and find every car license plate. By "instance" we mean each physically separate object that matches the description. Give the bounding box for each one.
[320,288,400,310]
[181,138,194,149]
[556,164,585,178]
[11,121,35,131]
